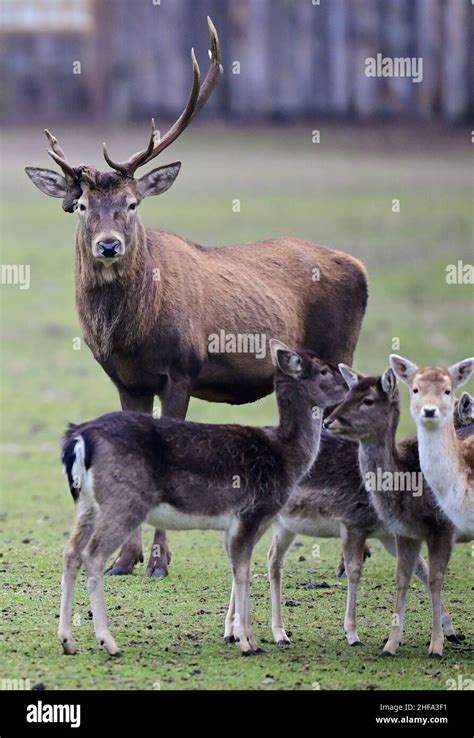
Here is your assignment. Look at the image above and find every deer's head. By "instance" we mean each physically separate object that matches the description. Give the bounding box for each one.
[390,354,474,430]
[270,340,348,410]
[324,365,400,441]
[25,17,222,268]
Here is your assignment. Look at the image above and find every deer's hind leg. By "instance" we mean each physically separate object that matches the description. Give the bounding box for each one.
[82,510,147,657]
[58,514,95,655]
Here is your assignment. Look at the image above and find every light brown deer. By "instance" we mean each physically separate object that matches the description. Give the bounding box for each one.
[390,355,474,537]
[25,18,368,580]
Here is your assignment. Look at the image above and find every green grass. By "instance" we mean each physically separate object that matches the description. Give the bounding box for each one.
[1,125,473,690]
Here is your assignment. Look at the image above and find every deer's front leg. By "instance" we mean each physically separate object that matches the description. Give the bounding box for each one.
[106,390,153,576]
[381,536,421,657]
[144,377,191,577]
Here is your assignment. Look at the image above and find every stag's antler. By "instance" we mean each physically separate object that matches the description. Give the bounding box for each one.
[103,16,223,178]
[44,129,77,180]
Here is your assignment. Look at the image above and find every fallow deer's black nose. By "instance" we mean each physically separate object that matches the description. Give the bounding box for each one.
[98,239,121,258]
[423,408,436,418]
[323,419,333,429]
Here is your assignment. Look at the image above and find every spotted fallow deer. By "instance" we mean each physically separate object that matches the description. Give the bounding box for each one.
[59,342,347,656]
[390,355,474,537]
[24,18,368,580]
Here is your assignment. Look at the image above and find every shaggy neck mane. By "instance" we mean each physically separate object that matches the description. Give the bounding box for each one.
[75,219,159,360]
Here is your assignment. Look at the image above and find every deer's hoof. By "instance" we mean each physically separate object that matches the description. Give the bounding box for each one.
[145,566,168,578]
[446,633,464,644]
[105,564,134,576]
[350,641,364,647]
[379,650,395,658]
[428,652,442,659]
[277,639,291,646]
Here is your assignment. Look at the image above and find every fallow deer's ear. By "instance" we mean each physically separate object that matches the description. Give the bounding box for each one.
[381,367,397,396]
[338,363,361,389]
[448,358,474,389]
[137,162,182,199]
[389,354,418,385]
[25,167,68,198]
[456,392,474,425]
[269,339,302,377]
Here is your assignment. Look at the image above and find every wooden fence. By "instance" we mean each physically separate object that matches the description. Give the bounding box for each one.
[1,0,472,122]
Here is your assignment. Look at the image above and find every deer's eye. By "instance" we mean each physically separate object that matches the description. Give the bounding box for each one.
[445,389,451,395]
[320,368,328,376]
[128,202,137,211]
[363,398,374,406]
[412,388,419,394]
[78,203,86,212]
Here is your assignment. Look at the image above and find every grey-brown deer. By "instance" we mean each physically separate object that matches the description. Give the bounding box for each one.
[59,342,346,657]
[265,430,460,648]
[25,18,368,579]
[324,365,473,658]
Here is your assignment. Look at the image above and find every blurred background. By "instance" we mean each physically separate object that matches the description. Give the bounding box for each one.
[0,0,473,692]
[1,0,472,123]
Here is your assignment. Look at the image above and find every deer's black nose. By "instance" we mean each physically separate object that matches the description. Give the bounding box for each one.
[98,239,121,258]
[323,419,333,429]
[423,408,436,418]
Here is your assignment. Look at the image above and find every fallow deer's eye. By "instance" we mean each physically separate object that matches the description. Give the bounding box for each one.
[412,388,419,394]
[128,202,137,211]
[363,398,374,406]
[320,368,328,376]
[78,203,86,212]
[445,389,451,395]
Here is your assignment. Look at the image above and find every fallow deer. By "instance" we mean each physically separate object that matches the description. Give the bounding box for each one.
[58,341,346,657]
[26,18,368,579]
[390,355,474,537]
[265,430,459,648]
[324,366,472,657]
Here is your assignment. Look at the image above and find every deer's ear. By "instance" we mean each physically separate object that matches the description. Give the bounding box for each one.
[269,339,302,377]
[448,358,474,389]
[137,162,181,199]
[381,367,397,396]
[389,354,418,385]
[25,167,68,198]
[457,392,474,425]
[338,364,361,389]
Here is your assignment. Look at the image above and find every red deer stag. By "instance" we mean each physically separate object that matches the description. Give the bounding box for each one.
[25,18,368,578]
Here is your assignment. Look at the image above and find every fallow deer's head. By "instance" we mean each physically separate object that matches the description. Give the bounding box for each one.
[25,17,222,268]
[390,354,474,430]
[323,365,400,441]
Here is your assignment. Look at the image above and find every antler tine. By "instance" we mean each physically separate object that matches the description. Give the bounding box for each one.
[102,17,223,177]
[44,129,77,180]
[189,16,223,121]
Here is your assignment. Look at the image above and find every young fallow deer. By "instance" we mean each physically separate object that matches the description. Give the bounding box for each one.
[390,355,474,537]
[58,341,346,657]
[26,17,368,580]
[265,430,459,649]
[324,366,472,658]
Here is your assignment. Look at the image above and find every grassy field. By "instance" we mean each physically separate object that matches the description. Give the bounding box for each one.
[0,124,473,690]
